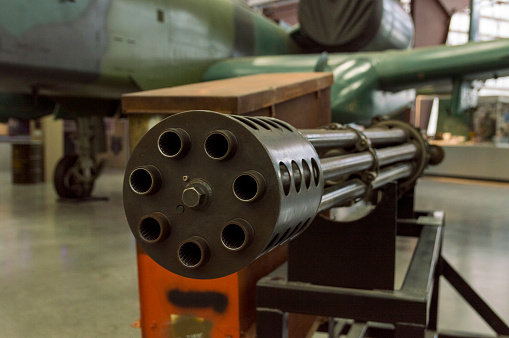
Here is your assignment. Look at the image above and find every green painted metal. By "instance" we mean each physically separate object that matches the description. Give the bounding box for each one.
[373,39,509,88]
[97,0,299,94]
[204,39,509,123]
[0,0,299,120]
[1,0,509,125]
[0,0,92,37]
[202,53,413,123]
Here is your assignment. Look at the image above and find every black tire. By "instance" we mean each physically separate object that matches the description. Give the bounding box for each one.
[53,155,94,199]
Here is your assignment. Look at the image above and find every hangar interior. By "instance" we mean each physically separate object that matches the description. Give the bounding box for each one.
[1,0,509,337]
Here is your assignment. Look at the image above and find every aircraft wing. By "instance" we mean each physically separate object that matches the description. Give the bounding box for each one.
[203,39,509,123]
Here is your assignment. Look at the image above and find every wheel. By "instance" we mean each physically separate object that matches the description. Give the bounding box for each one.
[53,155,94,199]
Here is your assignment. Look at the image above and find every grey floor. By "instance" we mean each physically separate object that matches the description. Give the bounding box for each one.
[0,170,508,337]
[0,170,139,337]
[415,177,509,336]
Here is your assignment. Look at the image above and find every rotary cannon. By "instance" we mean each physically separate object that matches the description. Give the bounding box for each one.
[123,110,443,279]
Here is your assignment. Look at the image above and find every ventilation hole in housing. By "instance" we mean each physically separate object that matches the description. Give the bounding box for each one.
[279,162,291,196]
[292,161,302,193]
[275,227,292,246]
[139,217,162,242]
[272,120,293,132]
[178,242,203,268]
[259,118,283,130]
[297,218,312,234]
[311,158,320,186]
[130,168,154,194]
[302,160,311,189]
[288,222,302,239]
[283,226,296,243]
[264,233,280,252]
[231,116,258,130]
[246,117,271,130]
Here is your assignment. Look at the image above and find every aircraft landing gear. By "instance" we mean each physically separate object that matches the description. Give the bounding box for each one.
[53,116,106,199]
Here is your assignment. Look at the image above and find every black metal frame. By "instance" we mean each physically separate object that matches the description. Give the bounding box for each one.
[256,183,509,338]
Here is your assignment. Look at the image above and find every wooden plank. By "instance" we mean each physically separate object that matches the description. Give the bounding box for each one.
[122,72,333,115]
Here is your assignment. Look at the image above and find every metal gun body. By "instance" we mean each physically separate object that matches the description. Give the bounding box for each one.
[123,111,442,279]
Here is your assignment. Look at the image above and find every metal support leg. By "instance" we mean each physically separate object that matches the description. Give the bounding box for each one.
[427,271,440,331]
[257,308,288,338]
[345,322,368,337]
[395,323,425,338]
[328,318,348,338]
[428,228,443,331]
[440,257,509,335]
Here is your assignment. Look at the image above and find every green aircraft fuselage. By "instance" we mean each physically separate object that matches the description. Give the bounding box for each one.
[0,0,298,119]
[2,0,509,124]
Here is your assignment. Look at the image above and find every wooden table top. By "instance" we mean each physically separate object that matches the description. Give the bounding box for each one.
[122,72,333,115]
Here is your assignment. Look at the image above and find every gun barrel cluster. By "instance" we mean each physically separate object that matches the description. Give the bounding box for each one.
[123,110,442,279]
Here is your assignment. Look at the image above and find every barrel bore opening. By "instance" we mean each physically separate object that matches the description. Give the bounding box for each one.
[159,129,188,158]
[205,132,232,160]
[178,242,203,268]
[139,217,162,243]
[130,168,154,194]
[233,171,265,202]
[221,223,247,250]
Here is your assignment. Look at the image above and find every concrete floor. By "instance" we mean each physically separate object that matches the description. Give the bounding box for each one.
[0,169,139,337]
[415,176,509,336]
[0,169,508,337]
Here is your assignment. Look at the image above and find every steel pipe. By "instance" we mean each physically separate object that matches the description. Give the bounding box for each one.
[318,162,413,212]
[372,163,413,189]
[319,179,366,212]
[300,127,407,149]
[377,143,417,166]
[322,153,373,181]
[321,142,418,182]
